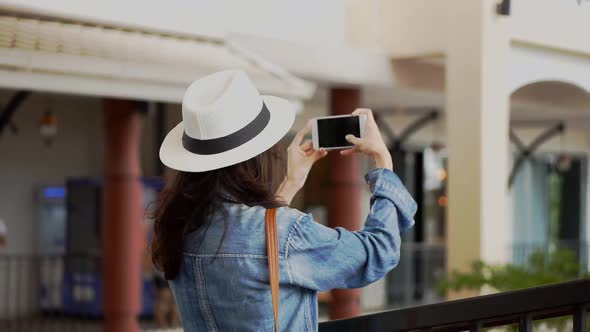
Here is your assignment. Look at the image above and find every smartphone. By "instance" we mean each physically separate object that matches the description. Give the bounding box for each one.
[312,114,367,150]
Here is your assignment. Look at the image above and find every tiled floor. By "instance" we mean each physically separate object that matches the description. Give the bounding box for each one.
[0,318,181,332]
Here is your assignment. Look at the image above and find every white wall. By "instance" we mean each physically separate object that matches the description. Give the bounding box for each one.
[0,91,181,317]
[0,92,99,317]
[0,92,178,255]
[0,92,102,255]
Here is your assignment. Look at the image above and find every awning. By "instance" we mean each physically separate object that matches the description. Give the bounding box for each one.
[0,15,315,103]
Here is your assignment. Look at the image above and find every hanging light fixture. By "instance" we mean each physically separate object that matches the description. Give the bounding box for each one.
[430,141,445,153]
[39,110,58,146]
[430,112,445,153]
[556,126,572,172]
[557,153,573,172]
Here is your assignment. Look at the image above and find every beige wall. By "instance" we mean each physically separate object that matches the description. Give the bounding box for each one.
[511,0,590,55]
[377,0,449,57]
[367,0,590,59]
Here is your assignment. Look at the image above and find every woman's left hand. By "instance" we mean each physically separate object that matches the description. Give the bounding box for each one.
[277,120,327,204]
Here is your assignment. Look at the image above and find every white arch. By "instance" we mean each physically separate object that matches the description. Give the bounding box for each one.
[510,44,590,94]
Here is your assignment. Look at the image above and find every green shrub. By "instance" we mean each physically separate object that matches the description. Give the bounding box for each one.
[438,249,589,331]
[438,249,588,294]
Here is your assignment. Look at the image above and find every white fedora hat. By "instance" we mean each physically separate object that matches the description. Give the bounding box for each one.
[159,70,296,172]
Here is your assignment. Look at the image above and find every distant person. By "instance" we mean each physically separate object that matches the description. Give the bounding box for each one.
[144,221,180,328]
[151,70,416,331]
[153,269,180,328]
[0,217,7,249]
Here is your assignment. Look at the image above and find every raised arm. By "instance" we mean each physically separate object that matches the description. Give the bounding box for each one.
[285,168,416,290]
[277,108,416,289]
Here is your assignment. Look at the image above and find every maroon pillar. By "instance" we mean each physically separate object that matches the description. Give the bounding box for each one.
[328,87,362,319]
[102,100,143,332]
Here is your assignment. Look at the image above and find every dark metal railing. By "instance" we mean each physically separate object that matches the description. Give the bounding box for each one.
[0,254,105,331]
[3,253,589,331]
[0,254,169,332]
[386,242,446,308]
[319,278,590,332]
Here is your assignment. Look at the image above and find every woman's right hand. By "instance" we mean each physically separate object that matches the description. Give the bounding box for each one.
[276,120,328,204]
[340,108,393,171]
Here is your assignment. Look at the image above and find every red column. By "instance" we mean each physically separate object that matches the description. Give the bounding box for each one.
[102,99,144,332]
[328,87,362,319]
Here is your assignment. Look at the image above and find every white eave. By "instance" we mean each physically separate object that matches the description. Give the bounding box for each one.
[228,33,395,87]
[0,16,316,103]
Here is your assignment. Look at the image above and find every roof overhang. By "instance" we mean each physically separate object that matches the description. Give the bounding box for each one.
[0,15,316,103]
[228,33,395,87]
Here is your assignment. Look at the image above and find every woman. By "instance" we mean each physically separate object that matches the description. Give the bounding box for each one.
[152,70,416,331]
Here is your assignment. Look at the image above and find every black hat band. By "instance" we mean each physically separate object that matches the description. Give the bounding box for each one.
[182,103,271,155]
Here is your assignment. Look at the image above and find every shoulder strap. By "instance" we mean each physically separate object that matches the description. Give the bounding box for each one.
[265,208,279,332]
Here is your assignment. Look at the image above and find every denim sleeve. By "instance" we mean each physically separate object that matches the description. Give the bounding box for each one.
[285,168,417,291]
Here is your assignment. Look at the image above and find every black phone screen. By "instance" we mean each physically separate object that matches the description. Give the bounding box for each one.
[317,116,360,148]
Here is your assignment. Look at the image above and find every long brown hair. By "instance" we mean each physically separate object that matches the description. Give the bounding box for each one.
[151,141,287,280]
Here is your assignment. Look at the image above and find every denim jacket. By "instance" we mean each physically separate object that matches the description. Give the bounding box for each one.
[170,168,417,331]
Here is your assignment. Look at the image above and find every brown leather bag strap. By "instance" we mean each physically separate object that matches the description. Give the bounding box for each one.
[265,208,279,332]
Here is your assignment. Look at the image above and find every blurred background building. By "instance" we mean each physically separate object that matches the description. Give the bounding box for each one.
[0,0,588,331]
